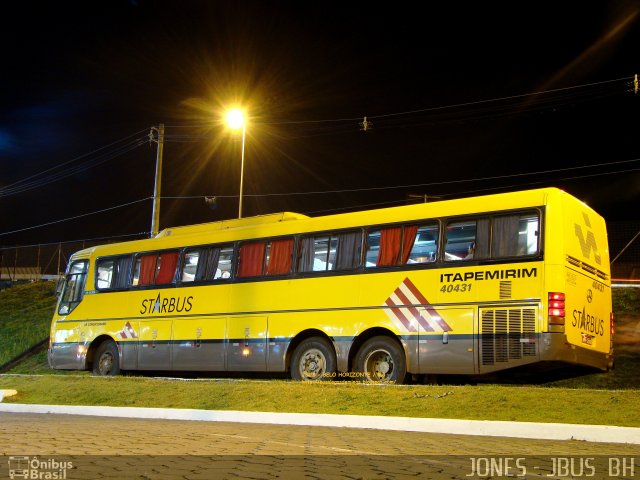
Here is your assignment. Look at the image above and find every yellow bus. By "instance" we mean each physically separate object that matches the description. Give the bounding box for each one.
[49,187,613,382]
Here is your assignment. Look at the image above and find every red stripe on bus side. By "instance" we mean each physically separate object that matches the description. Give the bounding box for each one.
[394,286,434,332]
[384,298,416,332]
[403,277,453,332]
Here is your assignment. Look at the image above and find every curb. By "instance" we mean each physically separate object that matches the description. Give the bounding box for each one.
[0,390,17,402]
[1,403,639,444]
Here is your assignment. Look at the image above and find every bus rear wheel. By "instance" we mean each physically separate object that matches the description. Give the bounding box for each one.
[290,337,336,381]
[355,336,406,383]
[92,340,120,376]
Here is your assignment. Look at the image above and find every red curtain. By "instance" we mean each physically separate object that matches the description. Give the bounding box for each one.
[156,252,179,284]
[138,255,157,285]
[377,227,402,266]
[266,239,294,275]
[401,225,419,263]
[238,242,266,277]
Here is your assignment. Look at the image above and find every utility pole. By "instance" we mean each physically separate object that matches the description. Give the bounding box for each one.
[57,243,62,276]
[13,247,17,282]
[149,124,165,238]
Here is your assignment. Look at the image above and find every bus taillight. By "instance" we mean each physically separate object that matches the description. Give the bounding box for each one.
[548,292,565,325]
[610,312,615,335]
[610,312,615,352]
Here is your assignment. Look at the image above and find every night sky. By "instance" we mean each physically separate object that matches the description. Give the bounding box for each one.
[1,1,639,247]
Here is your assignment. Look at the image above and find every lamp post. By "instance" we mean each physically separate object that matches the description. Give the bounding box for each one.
[150,123,165,237]
[225,109,246,219]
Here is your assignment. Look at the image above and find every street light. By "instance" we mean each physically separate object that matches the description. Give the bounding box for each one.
[225,108,246,219]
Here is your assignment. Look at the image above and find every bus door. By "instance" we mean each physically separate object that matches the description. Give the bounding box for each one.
[138,318,172,370]
[226,315,268,371]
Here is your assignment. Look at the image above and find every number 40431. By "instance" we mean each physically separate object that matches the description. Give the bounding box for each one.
[440,283,472,293]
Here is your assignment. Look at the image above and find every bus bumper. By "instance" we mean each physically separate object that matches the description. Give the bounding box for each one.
[48,343,87,370]
[539,333,611,371]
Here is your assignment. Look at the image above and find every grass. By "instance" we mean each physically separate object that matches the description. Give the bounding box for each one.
[613,286,640,313]
[1,375,639,427]
[0,281,56,366]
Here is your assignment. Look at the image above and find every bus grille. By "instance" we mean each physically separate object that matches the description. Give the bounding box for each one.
[499,281,512,299]
[481,307,536,366]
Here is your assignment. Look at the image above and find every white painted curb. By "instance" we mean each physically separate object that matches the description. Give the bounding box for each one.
[0,389,17,402]
[1,403,639,444]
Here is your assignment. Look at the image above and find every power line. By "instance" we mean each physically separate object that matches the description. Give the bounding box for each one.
[2,163,636,241]
[0,131,149,198]
[0,232,149,251]
[362,76,631,122]
[158,77,631,144]
[0,197,152,237]
[303,167,640,216]
[1,76,636,237]
[3,76,631,198]
[159,157,640,199]
[163,76,631,129]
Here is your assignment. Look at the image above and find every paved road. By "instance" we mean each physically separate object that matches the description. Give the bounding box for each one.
[1,413,638,479]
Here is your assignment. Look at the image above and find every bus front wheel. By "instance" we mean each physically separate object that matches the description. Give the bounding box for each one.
[290,337,336,381]
[355,336,406,383]
[92,340,120,376]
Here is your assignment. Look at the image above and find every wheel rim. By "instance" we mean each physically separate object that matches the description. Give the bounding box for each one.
[298,348,327,380]
[98,351,114,375]
[363,349,394,382]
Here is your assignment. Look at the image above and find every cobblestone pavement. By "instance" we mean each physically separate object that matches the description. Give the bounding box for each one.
[1,413,638,479]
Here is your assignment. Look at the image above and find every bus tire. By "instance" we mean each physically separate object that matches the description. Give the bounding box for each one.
[92,340,120,376]
[355,336,406,384]
[290,337,336,381]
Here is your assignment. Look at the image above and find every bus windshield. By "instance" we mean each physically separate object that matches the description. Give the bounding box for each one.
[58,260,88,315]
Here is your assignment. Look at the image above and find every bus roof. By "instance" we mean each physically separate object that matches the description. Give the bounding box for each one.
[155,212,309,238]
[73,187,600,260]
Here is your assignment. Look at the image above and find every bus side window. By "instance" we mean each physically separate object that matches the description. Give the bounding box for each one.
[492,213,539,258]
[132,251,179,286]
[238,239,294,278]
[237,242,267,277]
[265,238,294,275]
[182,245,235,282]
[182,250,201,282]
[96,256,132,290]
[366,224,438,267]
[58,260,88,315]
[216,246,234,279]
[298,232,361,272]
[96,259,115,289]
[444,219,489,261]
[407,225,439,264]
[297,236,321,272]
[334,231,362,270]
